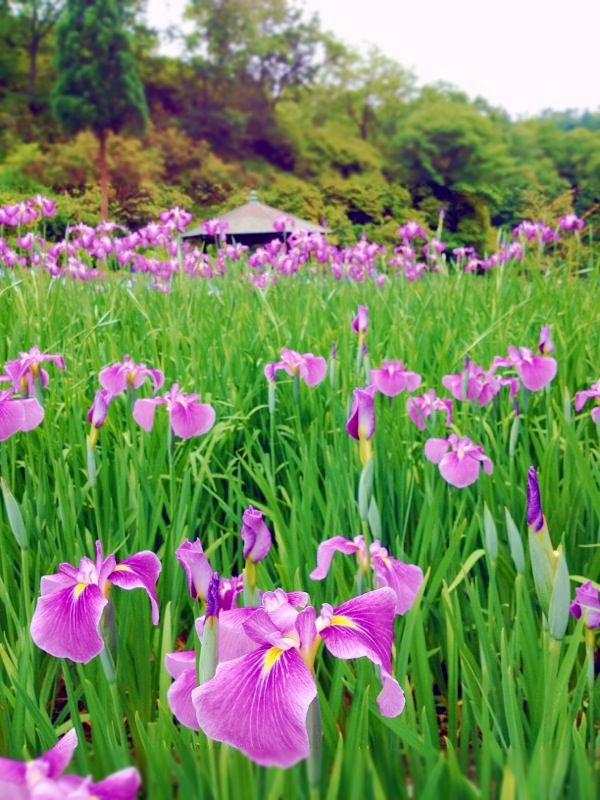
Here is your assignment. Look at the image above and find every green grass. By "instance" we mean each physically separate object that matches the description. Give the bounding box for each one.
[0,261,599,799]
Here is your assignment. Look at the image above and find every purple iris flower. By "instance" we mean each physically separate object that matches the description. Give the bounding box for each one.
[310,535,423,615]
[346,385,377,442]
[406,389,452,431]
[190,587,404,767]
[569,581,600,629]
[30,541,161,663]
[241,506,272,562]
[558,213,585,232]
[370,361,421,397]
[0,729,141,799]
[176,538,244,608]
[99,355,164,396]
[0,389,44,439]
[574,379,600,423]
[3,346,66,396]
[352,305,369,335]
[538,326,555,356]
[425,434,493,488]
[442,360,517,407]
[493,329,557,392]
[398,221,427,240]
[87,389,113,430]
[133,384,216,439]
[264,348,327,387]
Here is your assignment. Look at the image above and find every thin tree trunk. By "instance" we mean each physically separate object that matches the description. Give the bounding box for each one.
[28,35,40,113]
[98,128,108,221]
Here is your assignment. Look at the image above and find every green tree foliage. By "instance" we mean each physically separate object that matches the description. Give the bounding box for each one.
[9,1,64,112]
[182,0,322,161]
[1,0,600,242]
[51,0,148,218]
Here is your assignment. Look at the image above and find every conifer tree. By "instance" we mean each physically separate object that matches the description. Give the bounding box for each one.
[51,0,148,219]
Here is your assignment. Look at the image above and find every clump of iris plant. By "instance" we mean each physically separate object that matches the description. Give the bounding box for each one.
[0,729,141,799]
[425,433,493,488]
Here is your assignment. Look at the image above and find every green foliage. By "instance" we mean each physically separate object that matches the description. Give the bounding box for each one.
[0,262,599,796]
[51,0,147,138]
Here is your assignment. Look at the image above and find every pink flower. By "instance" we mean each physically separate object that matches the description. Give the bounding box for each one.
[133,384,216,439]
[264,348,327,387]
[99,355,164,396]
[0,729,141,799]
[407,389,452,430]
[558,213,585,232]
[352,305,369,335]
[424,433,493,488]
[3,346,66,396]
[370,360,421,397]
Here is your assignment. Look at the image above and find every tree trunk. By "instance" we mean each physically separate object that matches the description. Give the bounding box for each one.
[98,128,108,221]
[28,35,40,113]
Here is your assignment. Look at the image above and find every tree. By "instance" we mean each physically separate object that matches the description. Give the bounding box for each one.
[10,0,65,112]
[182,0,323,158]
[51,0,148,219]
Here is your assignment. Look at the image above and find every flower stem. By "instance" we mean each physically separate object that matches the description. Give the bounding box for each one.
[306,696,322,793]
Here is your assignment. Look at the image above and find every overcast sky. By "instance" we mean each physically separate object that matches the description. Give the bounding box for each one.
[145,0,600,119]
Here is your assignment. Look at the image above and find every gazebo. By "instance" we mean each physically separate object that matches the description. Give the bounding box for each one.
[182,190,325,248]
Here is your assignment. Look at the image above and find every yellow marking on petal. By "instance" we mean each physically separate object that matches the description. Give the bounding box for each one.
[112,564,133,572]
[262,646,285,677]
[74,582,88,598]
[330,615,359,629]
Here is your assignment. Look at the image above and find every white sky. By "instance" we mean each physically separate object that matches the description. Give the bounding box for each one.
[145,0,600,119]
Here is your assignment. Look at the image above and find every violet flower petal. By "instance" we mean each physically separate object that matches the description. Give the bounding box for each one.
[176,539,214,601]
[170,400,215,439]
[309,536,361,580]
[241,506,272,562]
[569,581,600,629]
[132,398,160,431]
[300,356,327,387]
[108,551,162,625]
[98,364,128,396]
[30,583,108,662]
[193,646,317,767]
[90,767,142,800]
[518,356,557,392]
[346,386,376,441]
[372,557,424,615]
[438,451,482,488]
[166,653,199,730]
[0,398,25,440]
[319,587,404,717]
[424,437,450,464]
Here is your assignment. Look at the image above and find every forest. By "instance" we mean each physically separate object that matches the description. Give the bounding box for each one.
[1,0,600,248]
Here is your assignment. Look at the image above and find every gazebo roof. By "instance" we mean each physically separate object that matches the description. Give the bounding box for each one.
[183,191,325,239]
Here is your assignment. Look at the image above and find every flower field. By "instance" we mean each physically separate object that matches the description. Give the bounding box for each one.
[0,206,599,799]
